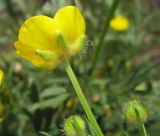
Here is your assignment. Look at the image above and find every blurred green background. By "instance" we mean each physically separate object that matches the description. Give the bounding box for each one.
[0,0,160,135]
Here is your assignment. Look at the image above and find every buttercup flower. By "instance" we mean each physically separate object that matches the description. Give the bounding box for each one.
[14,6,86,69]
[0,69,4,86]
[110,16,129,32]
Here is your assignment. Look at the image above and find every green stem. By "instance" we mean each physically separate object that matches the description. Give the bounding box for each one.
[64,58,104,136]
[135,109,148,136]
[91,0,119,73]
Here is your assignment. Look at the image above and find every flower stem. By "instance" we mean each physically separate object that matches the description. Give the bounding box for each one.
[135,109,148,136]
[64,58,104,136]
[91,0,119,73]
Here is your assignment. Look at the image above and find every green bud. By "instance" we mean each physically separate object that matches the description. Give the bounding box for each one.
[36,50,56,60]
[123,100,149,124]
[64,115,86,136]
[55,31,68,51]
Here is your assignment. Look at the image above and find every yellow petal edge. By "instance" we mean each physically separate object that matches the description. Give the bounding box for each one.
[0,69,4,86]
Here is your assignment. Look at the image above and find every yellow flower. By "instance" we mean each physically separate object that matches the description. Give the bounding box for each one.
[110,16,129,32]
[0,69,4,86]
[14,6,86,69]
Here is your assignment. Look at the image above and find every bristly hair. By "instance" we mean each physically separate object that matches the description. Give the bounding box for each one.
[79,37,94,59]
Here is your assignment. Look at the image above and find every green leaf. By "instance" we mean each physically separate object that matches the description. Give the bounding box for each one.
[40,86,67,99]
[89,79,109,86]
[30,93,69,112]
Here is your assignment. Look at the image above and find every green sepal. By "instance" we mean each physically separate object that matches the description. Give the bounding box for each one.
[55,31,68,51]
[36,50,56,60]
[72,35,86,55]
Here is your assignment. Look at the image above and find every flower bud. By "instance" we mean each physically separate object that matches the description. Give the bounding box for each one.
[64,115,85,136]
[123,100,149,124]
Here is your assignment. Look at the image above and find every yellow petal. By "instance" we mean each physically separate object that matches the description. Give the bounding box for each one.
[14,41,36,61]
[54,6,85,44]
[18,15,58,51]
[15,41,42,66]
[15,41,61,69]
[0,69,4,86]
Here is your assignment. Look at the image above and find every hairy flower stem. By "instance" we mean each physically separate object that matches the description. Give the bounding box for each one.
[64,58,104,136]
[91,0,119,74]
[135,109,148,136]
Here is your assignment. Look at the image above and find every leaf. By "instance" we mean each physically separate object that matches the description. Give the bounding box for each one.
[89,79,109,86]
[40,86,67,99]
[43,77,68,86]
[30,93,69,112]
